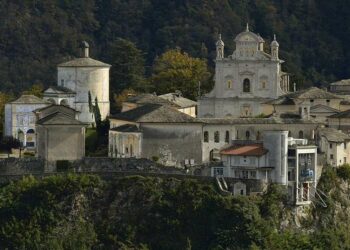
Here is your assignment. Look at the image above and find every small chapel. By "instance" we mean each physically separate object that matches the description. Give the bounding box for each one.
[198,24,290,118]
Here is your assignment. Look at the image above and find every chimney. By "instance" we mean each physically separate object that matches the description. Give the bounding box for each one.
[80,41,90,58]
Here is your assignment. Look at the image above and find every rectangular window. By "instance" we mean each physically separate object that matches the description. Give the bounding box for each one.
[213,168,224,176]
[329,143,333,149]
[242,170,249,179]
[330,154,334,160]
[234,170,240,178]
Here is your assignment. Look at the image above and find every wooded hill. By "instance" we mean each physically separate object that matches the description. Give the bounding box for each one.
[0,0,349,95]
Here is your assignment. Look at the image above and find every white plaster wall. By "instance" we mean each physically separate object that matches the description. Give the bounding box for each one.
[57,66,110,123]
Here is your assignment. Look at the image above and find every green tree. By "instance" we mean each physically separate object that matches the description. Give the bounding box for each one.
[105,38,147,94]
[151,48,212,99]
[22,83,44,98]
[0,136,21,157]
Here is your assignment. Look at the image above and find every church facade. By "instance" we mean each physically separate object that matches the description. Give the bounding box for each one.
[198,25,290,118]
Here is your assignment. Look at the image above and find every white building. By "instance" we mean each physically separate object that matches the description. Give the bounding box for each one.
[43,41,111,124]
[317,128,350,167]
[4,95,50,148]
[212,131,318,205]
[198,25,290,118]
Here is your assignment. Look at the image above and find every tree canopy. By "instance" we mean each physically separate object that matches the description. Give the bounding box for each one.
[151,49,211,99]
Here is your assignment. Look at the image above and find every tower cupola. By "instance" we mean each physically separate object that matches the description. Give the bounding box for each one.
[80,41,90,58]
[271,34,279,60]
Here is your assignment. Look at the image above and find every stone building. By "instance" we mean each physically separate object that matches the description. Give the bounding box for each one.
[198,25,290,118]
[36,107,86,162]
[200,117,320,162]
[122,92,197,117]
[268,87,344,121]
[109,104,202,167]
[4,95,50,148]
[43,41,111,124]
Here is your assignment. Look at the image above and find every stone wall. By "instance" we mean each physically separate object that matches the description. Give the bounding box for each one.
[0,157,269,196]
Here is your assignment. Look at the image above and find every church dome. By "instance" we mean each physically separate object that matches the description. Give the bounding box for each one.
[234,24,264,43]
[271,35,279,47]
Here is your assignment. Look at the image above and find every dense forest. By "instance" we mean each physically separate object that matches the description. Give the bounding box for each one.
[1,165,350,249]
[0,0,350,96]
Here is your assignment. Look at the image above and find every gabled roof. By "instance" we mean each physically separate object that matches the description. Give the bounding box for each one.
[286,87,342,100]
[220,144,268,156]
[310,104,340,113]
[10,95,50,104]
[328,109,350,118]
[158,93,197,108]
[110,124,141,133]
[58,57,111,67]
[44,86,75,94]
[109,104,198,123]
[318,128,350,142]
[125,93,175,106]
[37,111,84,125]
[330,79,350,86]
[33,104,79,117]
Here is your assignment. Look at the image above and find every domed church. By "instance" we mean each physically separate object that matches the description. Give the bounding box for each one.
[198,24,290,118]
[43,41,111,124]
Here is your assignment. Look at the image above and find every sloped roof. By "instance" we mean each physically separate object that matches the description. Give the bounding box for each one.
[220,144,268,156]
[330,79,350,86]
[198,117,319,125]
[158,93,197,108]
[318,128,350,142]
[266,96,295,105]
[110,124,141,133]
[328,109,350,118]
[125,93,175,106]
[37,111,84,125]
[286,87,342,99]
[10,95,50,104]
[109,104,198,123]
[58,57,111,67]
[44,86,75,94]
[310,104,340,113]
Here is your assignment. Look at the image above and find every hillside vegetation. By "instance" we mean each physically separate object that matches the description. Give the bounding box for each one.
[0,0,350,95]
[1,167,350,249]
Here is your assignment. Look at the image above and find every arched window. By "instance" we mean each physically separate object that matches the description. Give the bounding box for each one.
[204,131,209,142]
[26,129,35,147]
[246,131,250,140]
[243,78,250,92]
[261,81,266,89]
[130,144,133,157]
[225,131,230,143]
[60,99,69,106]
[299,130,304,139]
[214,131,220,143]
[227,80,232,89]
[47,98,56,104]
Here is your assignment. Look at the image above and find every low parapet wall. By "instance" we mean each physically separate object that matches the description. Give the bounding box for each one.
[0,157,267,196]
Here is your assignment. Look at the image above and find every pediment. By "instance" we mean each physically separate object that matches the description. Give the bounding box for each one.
[310,104,340,113]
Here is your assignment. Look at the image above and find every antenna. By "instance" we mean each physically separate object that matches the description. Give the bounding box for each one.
[198,81,201,98]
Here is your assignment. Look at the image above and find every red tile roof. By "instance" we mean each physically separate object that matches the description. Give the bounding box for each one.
[220,144,268,156]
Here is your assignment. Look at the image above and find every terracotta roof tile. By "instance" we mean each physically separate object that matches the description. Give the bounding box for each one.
[220,144,268,156]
